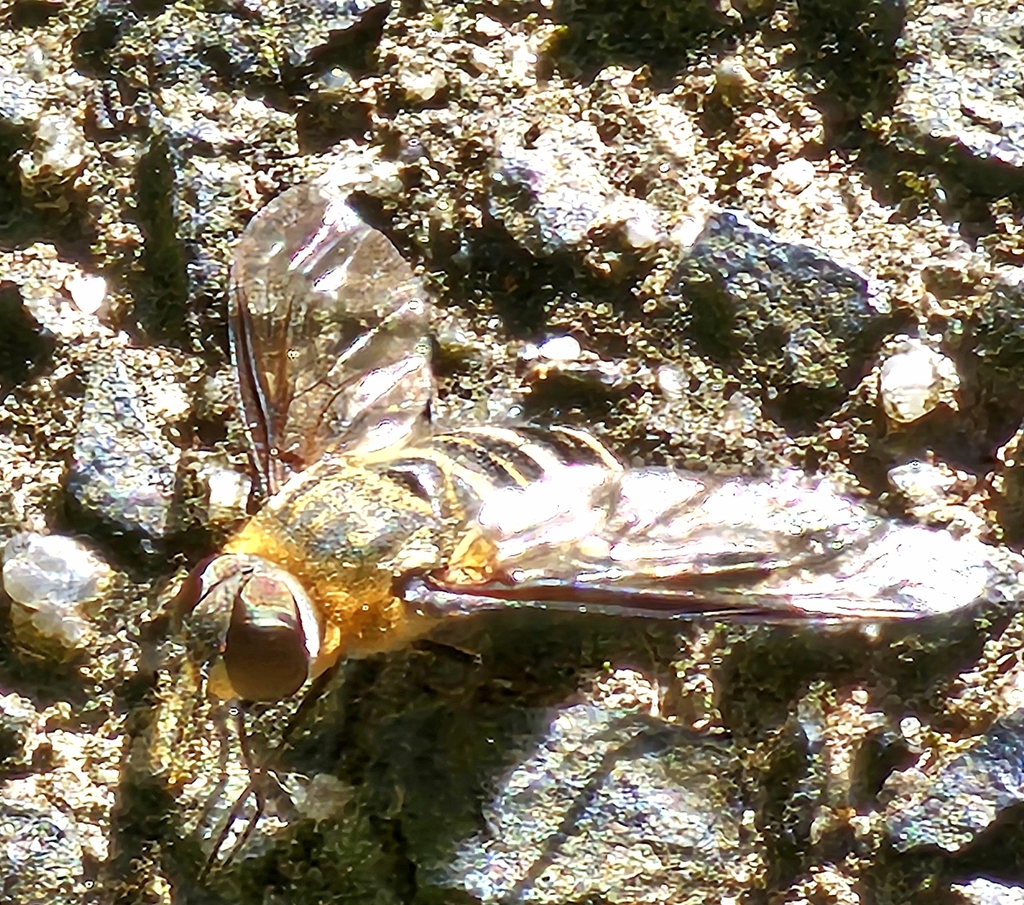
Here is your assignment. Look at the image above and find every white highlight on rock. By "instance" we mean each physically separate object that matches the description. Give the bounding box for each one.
[538,335,582,362]
[878,337,959,423]
[474,15,505,39]
[401,66,447,103]
[64,272,107,314]
[620,207,666,249]
[772,158,816,194]
[2,533,110,650]
[206,469,253,520]
[952,878,1024,905]
[887,460,956,503]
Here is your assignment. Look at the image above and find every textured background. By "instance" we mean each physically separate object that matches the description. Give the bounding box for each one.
[4,1,1024,902]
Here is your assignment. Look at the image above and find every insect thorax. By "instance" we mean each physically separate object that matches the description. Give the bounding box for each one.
[224,455,451,662]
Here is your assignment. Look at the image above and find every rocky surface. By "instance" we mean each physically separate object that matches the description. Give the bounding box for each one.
[885,708,1024,853]
[953,878,1024,905]
[4,0,1024,903]
[669,208,898,409]
[66,347,194,538]
[893,1,1024,177]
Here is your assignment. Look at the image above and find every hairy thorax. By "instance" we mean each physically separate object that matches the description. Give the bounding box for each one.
[224,454,451,665]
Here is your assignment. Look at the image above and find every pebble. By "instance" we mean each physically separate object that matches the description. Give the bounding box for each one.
[537,335,582,362]
[63,272,107,315]
[894,3,1024,173]
[720,391,760,443]
[884,708,1024,852]
[878,337,959,424]
[474,15,505,40]
[205,467,253,523]
[772,158,816,194]
[0,801,87,905]
[489,119,665,260]
[672,210,891,396]
[711,56,756,106]
[67,347,191,538]
[886,460,957,508]
[20,113,88,182]
[448,670,760,903]
[952,878,1024,905]
[0,68,46,127]
[2,533,111,652]
[401,65,447,103]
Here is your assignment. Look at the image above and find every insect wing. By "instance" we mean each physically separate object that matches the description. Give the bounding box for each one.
[230,181,433,495]
[414,467,999,621]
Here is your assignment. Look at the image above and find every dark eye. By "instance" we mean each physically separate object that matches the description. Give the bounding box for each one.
[223,572,315,702]
[176,554,323,703]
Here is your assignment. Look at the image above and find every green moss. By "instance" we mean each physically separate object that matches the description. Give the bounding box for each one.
[550,0,755,79]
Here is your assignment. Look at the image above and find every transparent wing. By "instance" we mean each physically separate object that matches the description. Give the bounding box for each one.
[408,467,999,621]
[230,180,433,495]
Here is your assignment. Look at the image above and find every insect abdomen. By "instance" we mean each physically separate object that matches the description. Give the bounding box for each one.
[379,425,624,522]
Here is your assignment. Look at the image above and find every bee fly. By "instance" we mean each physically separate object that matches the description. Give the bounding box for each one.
[172,177,1013,710]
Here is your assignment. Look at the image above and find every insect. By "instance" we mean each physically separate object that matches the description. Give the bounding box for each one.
[172,176,1008,712]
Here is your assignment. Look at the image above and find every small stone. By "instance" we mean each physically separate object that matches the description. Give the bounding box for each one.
[317,67,356,94]
[893,4,1024,174]
[537,335,581,362]
[952,878,1024,905]
[772,158,815,194]
[878,337,959,424]
[0,801,87,905]
[884,709,1024,852]
[721,391,759,442]
[434,316,481,362]
[489,119,665,262]
[467,46,500,75]
[656,363,688,399]
[317,148,404,201]
[401,65,447,103]
[887,460,956,507]
[619,206,666,250]
[885,458,985,531]
[0,68,46,127]
[2,533,111,653]
[67,346,192,538]
[288,773,350,823]
[899,716,924,750]
[1,533,106,608]
[446,670,762,903]
[64,272,107,315]
[474,15,505,39]
[523,351,637,394]
[712,56,756,106]
[19,113,88,182]
[205,468,252,523]
[672,210,893,398]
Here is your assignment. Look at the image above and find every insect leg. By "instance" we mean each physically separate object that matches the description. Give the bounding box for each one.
[200,664,342,874]
[200,706,266,876]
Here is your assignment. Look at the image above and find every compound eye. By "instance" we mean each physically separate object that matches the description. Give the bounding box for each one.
[223,573,311,702]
